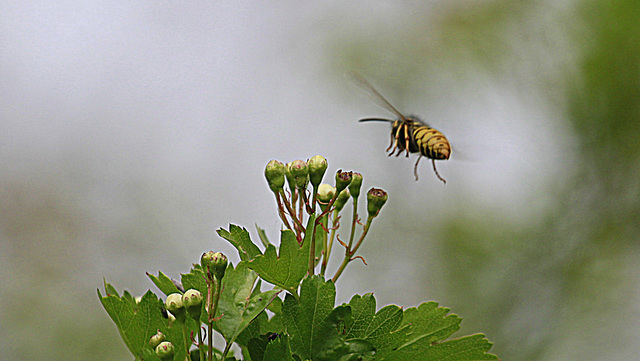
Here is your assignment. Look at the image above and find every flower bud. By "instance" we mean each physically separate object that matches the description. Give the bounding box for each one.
[264,160,286,193]
[307,155,328,188]
[289,159,309,189]
[334,189,350,213]
[348,172,363,199]
[201,251,228,280]
[166,293,186,324]
[284,162,296,192]
[335,169,353,194]
[317,184,336,203]
[149,330,165,349]
[366,188,388,217]
[183,289,203,321]
[155,341,175,361]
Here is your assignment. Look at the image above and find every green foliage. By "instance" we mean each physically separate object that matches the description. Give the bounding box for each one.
[248,217,315,291]
[100,157,498,360]
[98,286,166,359]
[214,263,281,346]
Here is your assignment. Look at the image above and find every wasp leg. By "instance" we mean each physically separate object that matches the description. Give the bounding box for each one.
[404,124,410,157]
[432,159,446,184]
[388,125,402,156]
[386,133,394,154]
[414,155,422,181]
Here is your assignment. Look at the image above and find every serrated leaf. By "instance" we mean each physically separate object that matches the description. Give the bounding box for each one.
[396,302,462,348]
[263,334,295,361]
[249,215,316,291]
[103,278,120,297]
[99,282,196,361]
[180,266,209,324]
[249,228,310,291]
[256,224,271,247]
[146,271,181,296]
[247,333,295,361]
[181,267,207,296]
[377,302,497,361]
[283,276,375,361]
[217,224,263,262]
[345,293,404,351]
[98,286,166,359]
[247,334,270,361]
[215,262,281,346]
[381,334,497,361]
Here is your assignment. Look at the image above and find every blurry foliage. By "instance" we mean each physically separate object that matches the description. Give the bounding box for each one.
[334,0,640,360]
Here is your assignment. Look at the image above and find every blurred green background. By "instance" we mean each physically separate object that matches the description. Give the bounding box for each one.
[1,1,639,360]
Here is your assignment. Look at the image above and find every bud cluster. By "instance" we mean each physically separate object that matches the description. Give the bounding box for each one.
[263,156,388,282]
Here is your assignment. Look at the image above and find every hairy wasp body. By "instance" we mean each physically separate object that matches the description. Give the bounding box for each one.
[355,75,451,183]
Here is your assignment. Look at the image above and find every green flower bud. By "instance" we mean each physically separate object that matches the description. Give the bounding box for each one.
[165,293,186,324]
[183,289,203,321]
[284,162,295,192]
[334,189,350,213]
[317,184,336,203]
[265,160,286,193]
[348,172,363,199]
[335,169,353,194]
[366,187,388,217]
[149,330,165,349]
[289,159,309,189]
[307,155,328,188]
[201,251,228,280]
[155,341,175,361]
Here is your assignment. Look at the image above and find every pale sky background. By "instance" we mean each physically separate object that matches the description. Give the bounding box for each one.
[4,1,633,360]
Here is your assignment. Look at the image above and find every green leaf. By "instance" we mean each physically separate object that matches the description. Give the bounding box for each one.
[395,302,462,347]
[263,334,295,361]
[181,266,209,324]
[146,271,181,296]
[378,302,497,361]
[98,285,166,359]
[248,216,315,291]
[283,276,375,361]
[99,282,198,361]
[215,262,282,347]
[381,334,497,361]
[181,266,207,297]
[217,224,263,262]
[256,223,271,247]
[247,333,295,361]
[344,293,404,351]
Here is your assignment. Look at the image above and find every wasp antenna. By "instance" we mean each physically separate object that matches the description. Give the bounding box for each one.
[358,118,394,123]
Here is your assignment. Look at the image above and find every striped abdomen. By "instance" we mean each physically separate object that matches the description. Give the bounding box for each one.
[413,125,451,160]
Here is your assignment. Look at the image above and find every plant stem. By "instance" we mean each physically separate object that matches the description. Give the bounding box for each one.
[209,279,224,361]
[275,192,293,231]
[198,326,204,361]
[310,192,339,275]
[300,188,314,214]
[280,190,305,240]
[183,323,192,361]
[331,215,373,283]
[320,209,339,276]
[207,277,223,361]
[347,197,359,249]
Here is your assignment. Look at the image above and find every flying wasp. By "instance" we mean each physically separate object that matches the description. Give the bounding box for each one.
[354,74,451,183]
